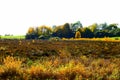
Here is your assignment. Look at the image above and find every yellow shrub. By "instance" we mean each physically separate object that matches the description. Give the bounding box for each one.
[55,61,86,79]
[3,56,22,70]
[28,65,46,75]
[0,66,4,74]
[0,56,23,79]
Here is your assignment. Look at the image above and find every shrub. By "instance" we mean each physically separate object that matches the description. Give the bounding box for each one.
[49,37,61,41]
[28,64,54,79]
[115,37,119,40]
[0,56,23,79]
[75,31,81,38]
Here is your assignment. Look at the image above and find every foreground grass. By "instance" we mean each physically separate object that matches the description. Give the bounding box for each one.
[0,56,119,80]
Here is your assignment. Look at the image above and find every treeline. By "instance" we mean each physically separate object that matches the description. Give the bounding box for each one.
[25,21,120,39]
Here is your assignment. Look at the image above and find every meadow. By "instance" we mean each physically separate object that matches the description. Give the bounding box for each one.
[0,35,25,39]
[0,39,120,80]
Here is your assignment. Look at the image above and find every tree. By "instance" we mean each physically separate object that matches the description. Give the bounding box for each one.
[82,27,94,38]
[109,23,118,28]
[99,23,108,30]
[27,27,35,34]
[52,26,62,38]
[88,23,98,33]
[25,27,38,39]
[109,28,120,37]
[95,23,119,37]
[95,30,109,38]
[52,25,56,31]
[26,26,52,39]
[75,31,81,38]
[37,26,52,36]
[62,23,74,38]
[25,33,38,39]
[52,23,74,38]
[70,21,83,33]
[36,26,52,39]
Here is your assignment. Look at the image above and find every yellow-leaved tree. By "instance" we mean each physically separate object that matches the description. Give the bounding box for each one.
[75,31,81,38]
[27,27,35,34]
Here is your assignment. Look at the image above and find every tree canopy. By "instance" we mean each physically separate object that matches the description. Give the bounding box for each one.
[25,21,120,39]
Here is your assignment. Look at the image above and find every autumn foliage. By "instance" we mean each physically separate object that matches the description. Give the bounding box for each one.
[75,31,81,38]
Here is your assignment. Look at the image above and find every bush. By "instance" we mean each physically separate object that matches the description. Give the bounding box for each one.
[25,33,38,39]
[115,37,119,40]
[49,37,61,41]
[0,56,23,79]
[75,31,81,38]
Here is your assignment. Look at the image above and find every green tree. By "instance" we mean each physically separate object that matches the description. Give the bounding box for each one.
[70,21,83,32]
[26,27,38,39]
[100,23,108,30]
[52,26,63,38]
[62,23,74,38]
[82,27,94,38]
[88,23,98,32]
[95,30,109,38]
[52,23,74,38]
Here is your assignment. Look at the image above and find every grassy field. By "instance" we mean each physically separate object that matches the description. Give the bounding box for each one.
[62,37,120,42]
[110,37,120,40]
[0,40,120,80]
[0,35,120,41]
[0,35,25,39]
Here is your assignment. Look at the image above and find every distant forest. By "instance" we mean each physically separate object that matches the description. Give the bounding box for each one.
[26,21,120,39]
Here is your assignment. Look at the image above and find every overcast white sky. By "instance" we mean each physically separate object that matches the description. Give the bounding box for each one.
[0,0,120,35]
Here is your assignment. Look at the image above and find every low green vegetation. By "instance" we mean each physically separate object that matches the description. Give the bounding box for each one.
[0,35,25,39]
[110,37,120,40]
